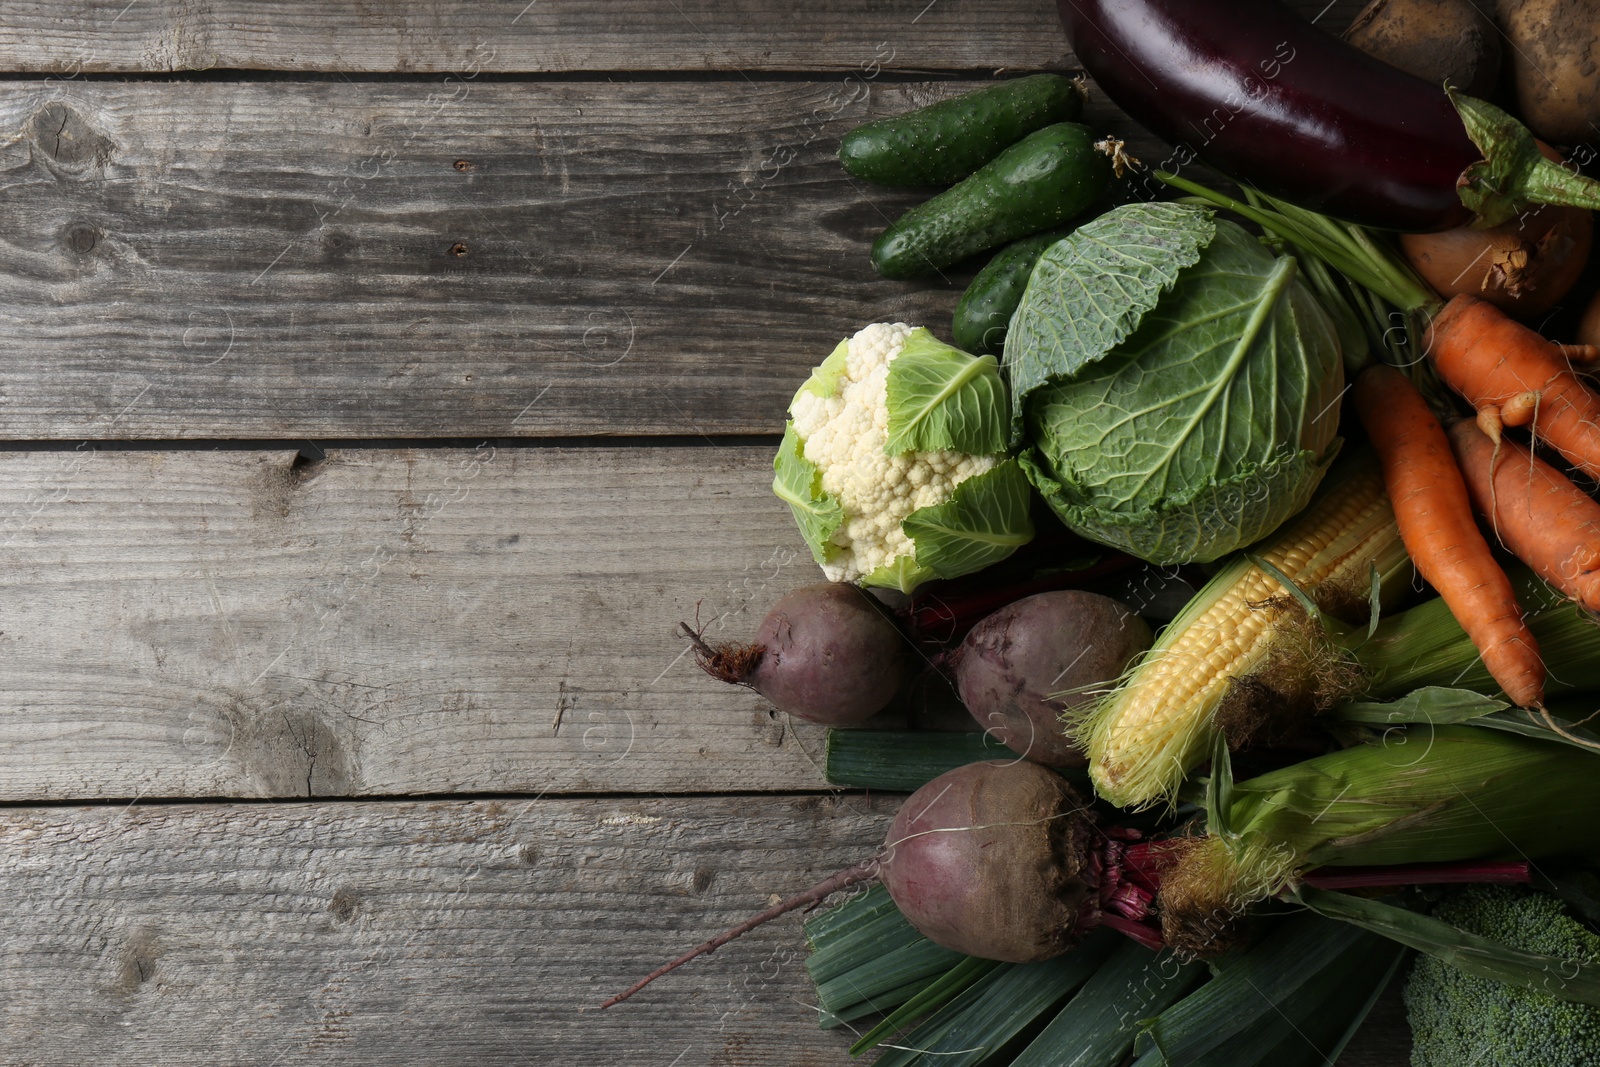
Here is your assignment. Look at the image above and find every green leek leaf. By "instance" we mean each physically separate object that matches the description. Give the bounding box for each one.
[1012,941,1202,1067]
[806,883,919,983]
[814,937,964,1023]
[850,955,1001,1056]
[1137,914,1397,1067]
[870,930,1117,1067]
[819,976,943,1029]
[823,730,1016,792]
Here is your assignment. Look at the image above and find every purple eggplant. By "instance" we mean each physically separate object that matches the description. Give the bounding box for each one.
[1058,0,1481,231]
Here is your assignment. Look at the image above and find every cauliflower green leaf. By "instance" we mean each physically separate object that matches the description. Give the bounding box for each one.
[772,421,843,569]
[899,458,1033,581]
[884,329,1007,457]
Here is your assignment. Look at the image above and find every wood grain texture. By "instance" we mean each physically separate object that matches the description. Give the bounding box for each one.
[0,0,1067,74]
[0,794,901,1065]
[0,445,867,802]
[0,2,1371,441]
[0,793,1411,1064]
[0,78,1033,440]
[0,0,1374,74]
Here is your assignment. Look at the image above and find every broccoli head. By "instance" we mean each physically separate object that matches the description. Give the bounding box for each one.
[1405,884,1600,1067]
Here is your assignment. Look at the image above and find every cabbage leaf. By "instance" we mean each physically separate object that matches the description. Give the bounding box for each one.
[1008,204,1343,564]
[1005,199,1214,437]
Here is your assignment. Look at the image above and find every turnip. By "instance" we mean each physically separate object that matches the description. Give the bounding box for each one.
[599,760,1163,1008]
[683,582,908,725]
[952,592,1152,767]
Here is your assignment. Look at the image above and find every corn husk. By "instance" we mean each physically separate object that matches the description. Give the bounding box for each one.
[1362,568,1600,700]
[1233,724,1600,867]
[1298,887,1600,1007]
[1161,722,1600,953]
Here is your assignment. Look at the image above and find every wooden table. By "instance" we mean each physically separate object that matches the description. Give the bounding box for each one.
[0,2,1407,1062]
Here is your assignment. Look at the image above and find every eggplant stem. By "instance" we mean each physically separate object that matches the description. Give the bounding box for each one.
[598,858,882,1009]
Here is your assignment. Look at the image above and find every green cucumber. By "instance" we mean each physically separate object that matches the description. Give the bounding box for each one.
[839,74,1085,187]
[870,123,1110,281]
[952,228,1073,356]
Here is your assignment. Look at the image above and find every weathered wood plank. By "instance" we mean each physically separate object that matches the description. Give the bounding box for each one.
[0,78,1042,439]
[0,446,865,802]
[0,795,1409,1064]
[0,15,1379,442]
[0,794,900,1064]
[0,0,1370,75]
[0,0,1068,74]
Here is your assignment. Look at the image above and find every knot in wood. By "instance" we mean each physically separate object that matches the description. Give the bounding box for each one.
[65,224,98,255]
[31,103,113,172]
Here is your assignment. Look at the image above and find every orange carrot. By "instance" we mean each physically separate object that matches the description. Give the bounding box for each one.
[1354,364,1545,707]
[1449,419,1600,614]
[1426,293,1600,479]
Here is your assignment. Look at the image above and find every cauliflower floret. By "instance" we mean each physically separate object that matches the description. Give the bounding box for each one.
[790,322,999,584]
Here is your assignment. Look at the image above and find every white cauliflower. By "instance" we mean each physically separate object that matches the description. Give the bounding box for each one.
[788,322,1002,585]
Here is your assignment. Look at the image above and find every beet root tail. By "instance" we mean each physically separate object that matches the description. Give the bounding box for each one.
[598,858,881,1009]
[678,620,764,686]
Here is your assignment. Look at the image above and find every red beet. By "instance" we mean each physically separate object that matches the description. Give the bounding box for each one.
[600,760,1161,1008]
[953,592,1152,767]
[685,582,908,725]
[877,759,1098,961]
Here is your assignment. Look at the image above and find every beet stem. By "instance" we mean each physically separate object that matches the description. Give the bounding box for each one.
[1299,860,1531,891]
[1098,912,1166,951]
[598,858,881,1010]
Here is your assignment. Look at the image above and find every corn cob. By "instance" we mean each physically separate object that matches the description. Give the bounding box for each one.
[1076,457,1410,809]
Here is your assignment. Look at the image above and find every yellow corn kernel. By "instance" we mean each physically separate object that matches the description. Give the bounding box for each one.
[1078,458,1407,809]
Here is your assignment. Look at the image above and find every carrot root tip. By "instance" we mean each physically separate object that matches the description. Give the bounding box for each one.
[1476,406,1505,445]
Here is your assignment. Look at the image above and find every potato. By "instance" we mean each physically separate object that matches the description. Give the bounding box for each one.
[1580,286,1600,346]
[1497,0,1600,145]
[1346,0,1502,99]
